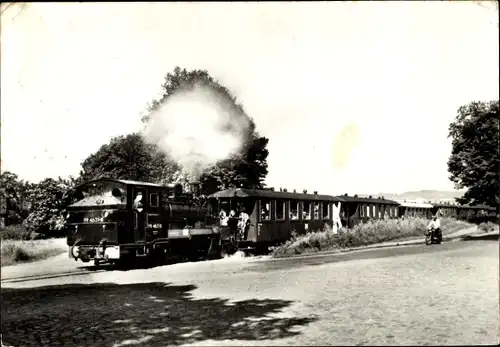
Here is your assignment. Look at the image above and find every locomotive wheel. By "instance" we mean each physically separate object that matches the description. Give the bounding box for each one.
[115,253,137,269]
[219,245,228,259]
[206,235,223,260]
[149,248,165,266]
[187,251,200,262]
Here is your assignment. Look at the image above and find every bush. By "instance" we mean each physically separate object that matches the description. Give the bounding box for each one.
[1,237,67,267]
[271,217,474,258]
[0,225,32,240]
[478,221,499,233]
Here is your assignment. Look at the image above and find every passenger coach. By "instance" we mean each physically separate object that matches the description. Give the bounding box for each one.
[207,188,344,254]
[335,194,400,228]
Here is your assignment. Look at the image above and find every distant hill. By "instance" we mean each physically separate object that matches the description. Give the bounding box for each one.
[359,190,465,203]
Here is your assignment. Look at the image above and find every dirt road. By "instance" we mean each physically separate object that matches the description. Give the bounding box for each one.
[1,239,498,346]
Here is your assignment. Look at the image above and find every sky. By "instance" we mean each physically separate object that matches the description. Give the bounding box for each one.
[1,1,498,195]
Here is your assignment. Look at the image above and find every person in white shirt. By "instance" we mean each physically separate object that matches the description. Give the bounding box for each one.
[427,215,442,241]
[427,215,441,230]
[219,209,228,226]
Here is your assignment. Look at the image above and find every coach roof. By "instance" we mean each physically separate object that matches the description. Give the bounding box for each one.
[336,195,400,205]
[208,188,344,202]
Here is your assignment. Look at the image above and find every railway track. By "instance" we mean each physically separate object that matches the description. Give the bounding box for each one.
[1,269,106,284]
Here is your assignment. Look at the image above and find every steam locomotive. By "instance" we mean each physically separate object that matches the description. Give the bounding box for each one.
[66,178,498,266]
[66,178,221,266]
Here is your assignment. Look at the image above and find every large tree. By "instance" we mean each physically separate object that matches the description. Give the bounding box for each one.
[79,133,179,184]
[0,171,31,226]
[447,100,499,209]
[143,66,269,194]
[22,177,76,237]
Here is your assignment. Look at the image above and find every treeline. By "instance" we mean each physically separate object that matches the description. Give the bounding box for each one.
[0,173,78,238]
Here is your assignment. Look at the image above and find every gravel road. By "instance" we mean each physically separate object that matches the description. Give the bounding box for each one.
[1,240,498,346]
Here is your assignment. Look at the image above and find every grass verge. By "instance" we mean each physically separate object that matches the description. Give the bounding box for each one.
[1,237,67,267]
[271,217,476,258]
[477,221,499,233]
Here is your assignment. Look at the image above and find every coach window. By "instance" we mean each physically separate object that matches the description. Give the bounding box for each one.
[150,193,159,208]
[290,201,299,220]
[366,205,370,217]
[313,202,320,219]
[322,202,330,219]
[394,207,398,217]
[276,200,285,220]
[303,201,311,220]
[260,199,271,221]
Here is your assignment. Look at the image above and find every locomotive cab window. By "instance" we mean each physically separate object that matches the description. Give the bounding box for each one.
[303,201,311,220]
[290,201,299,220]
[149,193,159,208]
[276,200,285,220]
[219,200,231,214]
[260,199,271,220]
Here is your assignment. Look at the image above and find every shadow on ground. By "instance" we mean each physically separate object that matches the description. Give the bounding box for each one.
[1,282,317,347]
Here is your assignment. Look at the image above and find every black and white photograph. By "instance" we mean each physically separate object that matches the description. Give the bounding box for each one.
[1,1,499,346]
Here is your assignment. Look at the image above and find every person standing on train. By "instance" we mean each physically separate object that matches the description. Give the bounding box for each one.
[228,209,238,241]
[238,207,249,240]
[219,209,228,227]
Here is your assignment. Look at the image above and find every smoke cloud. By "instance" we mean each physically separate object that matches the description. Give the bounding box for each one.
[142,84,251,181]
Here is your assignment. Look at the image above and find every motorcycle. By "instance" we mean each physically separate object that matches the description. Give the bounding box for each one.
[425,227,442,245]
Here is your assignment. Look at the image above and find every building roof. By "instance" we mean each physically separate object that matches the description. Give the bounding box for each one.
[431,203,460,208]
[397,201,434,208]
[208,188,344,202]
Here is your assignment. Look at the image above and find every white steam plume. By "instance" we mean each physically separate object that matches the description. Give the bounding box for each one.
[142,84,250,181]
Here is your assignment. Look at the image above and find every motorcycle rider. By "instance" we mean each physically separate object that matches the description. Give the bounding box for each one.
[427,215,442,242]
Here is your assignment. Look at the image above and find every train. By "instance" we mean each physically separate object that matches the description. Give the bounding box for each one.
[65,178,498,266]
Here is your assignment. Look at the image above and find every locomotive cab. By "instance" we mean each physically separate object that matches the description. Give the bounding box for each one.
[66,179,172,264]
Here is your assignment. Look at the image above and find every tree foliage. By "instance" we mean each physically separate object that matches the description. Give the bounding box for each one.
[79,133,179,184]
[447,100,499,209]
[22,177,76,237]
[143,66,269,194]
[0,171,31,226]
